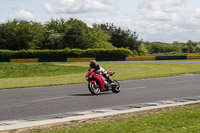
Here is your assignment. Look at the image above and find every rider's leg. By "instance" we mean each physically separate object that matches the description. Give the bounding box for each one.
[104,74,116,86]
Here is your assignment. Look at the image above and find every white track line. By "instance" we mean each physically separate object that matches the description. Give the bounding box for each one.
[0,100,199,132]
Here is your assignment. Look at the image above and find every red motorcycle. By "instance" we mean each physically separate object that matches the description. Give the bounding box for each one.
[86,69,121,95]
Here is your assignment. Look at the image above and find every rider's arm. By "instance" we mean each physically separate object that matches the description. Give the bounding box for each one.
[95,64,108,76]
[99,65,109,77]
[94,64,100,71]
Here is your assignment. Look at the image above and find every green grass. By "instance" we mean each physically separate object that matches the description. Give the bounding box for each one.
[1,62,200,89]
[103,63,200,80]
[0,63,88,78]
[31,103,200,133]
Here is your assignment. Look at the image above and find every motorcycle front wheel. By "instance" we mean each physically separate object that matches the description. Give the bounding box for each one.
[111,80,121,93]
[88,81,100,95]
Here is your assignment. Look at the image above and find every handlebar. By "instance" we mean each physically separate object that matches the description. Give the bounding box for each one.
[110,72,115,76]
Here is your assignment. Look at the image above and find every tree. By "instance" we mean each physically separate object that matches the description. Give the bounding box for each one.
[28,21,46,49]
[0,20,45,50]
[62,18,113,49]
[182,40,198,53]
[62,19,87,49]
[44,19,69,33]
[138,42,148,55]
[144,42,182,54]
[0,24,9,49]
[88,26,114,49]
[94,23,141,51]
[42,30,62,49]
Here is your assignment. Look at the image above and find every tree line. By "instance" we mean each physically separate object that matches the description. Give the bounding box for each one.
[142,40,200,55]
[0,18,141,53]
[0,18,200,56]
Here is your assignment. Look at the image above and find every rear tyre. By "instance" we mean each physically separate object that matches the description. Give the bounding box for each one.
[88,81,100,95]
[111,80,121,93]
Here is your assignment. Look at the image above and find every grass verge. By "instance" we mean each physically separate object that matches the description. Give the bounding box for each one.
[0,63,88,78]
[1,62,200,89]
[15,103,200,133]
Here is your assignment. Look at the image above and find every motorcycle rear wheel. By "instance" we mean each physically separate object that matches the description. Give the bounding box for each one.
[111,80,121,93]
[88,81,100,95]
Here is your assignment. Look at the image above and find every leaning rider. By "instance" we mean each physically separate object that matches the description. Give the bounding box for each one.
[89,60,114,85]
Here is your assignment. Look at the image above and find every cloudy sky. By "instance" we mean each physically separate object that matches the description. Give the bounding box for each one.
[1,0,200,43]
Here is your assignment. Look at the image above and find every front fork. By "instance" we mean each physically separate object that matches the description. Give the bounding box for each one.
[89,80,96,86]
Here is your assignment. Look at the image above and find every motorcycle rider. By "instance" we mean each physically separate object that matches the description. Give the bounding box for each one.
[89,60,115,86]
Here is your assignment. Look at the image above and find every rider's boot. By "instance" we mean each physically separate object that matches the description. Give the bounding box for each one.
[107,77,116,86]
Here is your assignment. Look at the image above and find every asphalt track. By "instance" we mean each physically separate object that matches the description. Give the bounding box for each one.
[0,73,200,121]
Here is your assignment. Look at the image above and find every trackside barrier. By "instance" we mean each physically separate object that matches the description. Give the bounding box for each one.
[126,56,156,61]
[39,58,66,62]
[10,58,38,63]
[0,55,200,63]
[187,55,200,59]
[67,57,96,62]
[156,56,187,60]
[0,59,10,62]
[96,57,125,61]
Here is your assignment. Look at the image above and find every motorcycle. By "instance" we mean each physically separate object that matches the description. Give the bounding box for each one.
[86,68,121,95]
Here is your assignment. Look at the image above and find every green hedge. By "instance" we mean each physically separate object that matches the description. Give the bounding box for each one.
[0,48,133,59]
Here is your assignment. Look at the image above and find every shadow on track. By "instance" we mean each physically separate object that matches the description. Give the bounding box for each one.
[70,92,113,97]
[70,94,93,96]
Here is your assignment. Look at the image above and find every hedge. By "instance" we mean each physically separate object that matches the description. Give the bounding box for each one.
[0,48,133,59]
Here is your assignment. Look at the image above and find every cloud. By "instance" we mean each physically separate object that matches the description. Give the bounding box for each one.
[140,0,186,12]
[138,0,187,22]
[28,8,35,12]
[9,9,34,21]
[126,0,200,42]
[102,0,116,5]
[43,0,200,42]
[44,2,55,13]
[83,0,200,43]
[44,0,115,14]
[10,5,21,10]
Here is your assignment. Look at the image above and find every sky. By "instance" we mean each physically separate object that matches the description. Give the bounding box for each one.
[1,0,200,43]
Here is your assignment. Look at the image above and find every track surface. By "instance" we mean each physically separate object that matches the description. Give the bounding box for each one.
[0,74,200,121]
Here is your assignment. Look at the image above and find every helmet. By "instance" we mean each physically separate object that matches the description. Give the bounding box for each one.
[89,60,97,68]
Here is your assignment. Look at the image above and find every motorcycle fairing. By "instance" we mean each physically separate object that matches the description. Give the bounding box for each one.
[93,74,106,91]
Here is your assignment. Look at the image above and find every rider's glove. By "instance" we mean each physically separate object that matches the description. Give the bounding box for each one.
[105,73,109,77]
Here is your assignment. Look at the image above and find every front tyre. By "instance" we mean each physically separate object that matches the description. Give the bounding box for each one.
[111,80,121,93]
[88,81,100,95]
